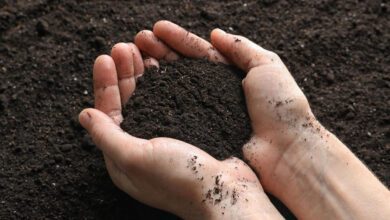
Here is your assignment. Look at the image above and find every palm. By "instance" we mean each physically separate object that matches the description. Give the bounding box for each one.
[105,136,263,218]
[103,137,217,217]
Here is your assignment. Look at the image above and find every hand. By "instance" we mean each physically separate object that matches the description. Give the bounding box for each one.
[79,39,283,219]
[134,19,313,198]
[134,20,390,220]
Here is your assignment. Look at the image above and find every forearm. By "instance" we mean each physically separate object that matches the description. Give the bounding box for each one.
[273,120,390,219]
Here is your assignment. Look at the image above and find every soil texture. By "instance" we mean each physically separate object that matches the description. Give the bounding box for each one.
[122,59,250,160]
[0,0,389,219]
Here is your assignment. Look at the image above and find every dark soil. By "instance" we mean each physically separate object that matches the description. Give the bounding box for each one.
[122,59,250,160]
[122,60,300,219]
[0,0,389,219]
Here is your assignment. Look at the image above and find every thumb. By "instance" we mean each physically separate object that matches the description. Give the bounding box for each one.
[79,108,148,168]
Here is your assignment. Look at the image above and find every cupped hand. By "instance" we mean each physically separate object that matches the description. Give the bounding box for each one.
[134,20,313,192]
[79,42,282,219]
[131,20,390,220]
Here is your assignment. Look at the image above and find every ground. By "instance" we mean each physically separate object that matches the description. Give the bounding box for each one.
[0,0,389,219]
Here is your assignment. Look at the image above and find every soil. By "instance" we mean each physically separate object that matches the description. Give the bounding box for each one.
[0,0,389,219]
[122,59,250,160]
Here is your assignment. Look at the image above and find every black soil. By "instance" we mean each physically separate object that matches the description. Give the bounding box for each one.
[122,59,250,160]
[0,0,389,219]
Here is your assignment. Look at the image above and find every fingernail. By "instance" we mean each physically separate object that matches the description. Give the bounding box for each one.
[79,110,92,128]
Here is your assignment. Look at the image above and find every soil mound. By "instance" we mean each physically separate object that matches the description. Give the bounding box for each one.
[1,1,388,219]
[122,59,250,160]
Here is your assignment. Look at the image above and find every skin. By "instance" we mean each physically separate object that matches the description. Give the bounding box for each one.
[79,20,390,219]
[80,34,282,220]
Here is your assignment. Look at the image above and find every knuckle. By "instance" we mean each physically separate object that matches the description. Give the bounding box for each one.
[149,137,164,149]
[289,96,310,114]
[242,69,258,84]
[241,78,246,86]
[242,142,254,155]
[269,65,285,75]
[267,51,280,61]
[223,156,240,164]
[241,74,258,92]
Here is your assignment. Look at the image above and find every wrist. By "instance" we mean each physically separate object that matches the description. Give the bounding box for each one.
[263,118,390,219]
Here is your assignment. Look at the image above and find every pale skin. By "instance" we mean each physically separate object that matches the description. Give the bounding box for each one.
[79,20,390,219]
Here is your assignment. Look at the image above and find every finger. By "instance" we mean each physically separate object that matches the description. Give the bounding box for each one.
[143,57,160,69]
[128,43,145,76]
[134,30,179,61]
[210,28,280,72]
[79,108,148,168]
[153,20,228,63]
[93,55,123,125]
[111,43,136,105]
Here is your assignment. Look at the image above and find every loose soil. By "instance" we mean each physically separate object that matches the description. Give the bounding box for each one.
[0,0,389,219]
[122,59,250,160]
[122,60,298,219]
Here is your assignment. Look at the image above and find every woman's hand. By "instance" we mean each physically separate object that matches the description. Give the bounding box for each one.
[79,19,389,220]
[133,20,390,220]
[79,39,283,219]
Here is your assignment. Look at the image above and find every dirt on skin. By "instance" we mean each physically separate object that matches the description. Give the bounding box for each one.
[121,59,296,218]
[121,59,298,218]
[0,0,389,219]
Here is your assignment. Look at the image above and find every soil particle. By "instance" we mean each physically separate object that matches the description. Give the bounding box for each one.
[187,155,197,168]
[36,20,49,36]
[0,94,8,110]
[231,188,238,205]
[1,1,388,220]
[90,36,106,50]
[53,154,64,163]
[81,134,95,151]
[203,174,226,205]
[122,59,251,160]
[200,9,219,21]
[58,144,73,153]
